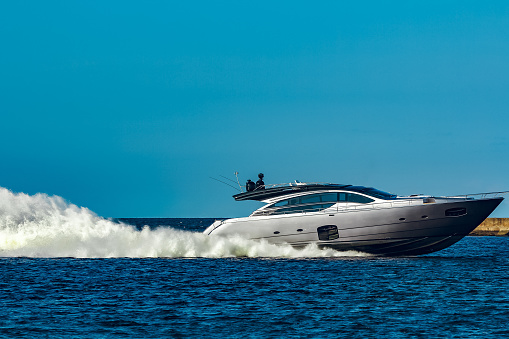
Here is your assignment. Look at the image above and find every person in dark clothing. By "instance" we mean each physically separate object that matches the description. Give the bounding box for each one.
[256,173,265,190]
[246,179,256,192]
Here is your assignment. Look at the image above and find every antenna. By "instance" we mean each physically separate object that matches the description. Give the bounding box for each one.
[234,171,243,192]
[219,175,238,185]
[209,177,240,191]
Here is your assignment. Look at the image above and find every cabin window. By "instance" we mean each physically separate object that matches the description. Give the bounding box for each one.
[271,203,335,215]
[445,208,467,217]
[361,188,397,200]
[275,193,338,206]
[273,200,287,207]
[259,192,374,216]
[300,195,322,204]
[317,225,339,241]
[273,197,299,207]
[317,193,339,203]
[339,193,374,204]
[345,186,397,200]
[273,192,372,207]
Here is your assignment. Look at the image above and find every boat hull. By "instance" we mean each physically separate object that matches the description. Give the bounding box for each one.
[205,197,503,256]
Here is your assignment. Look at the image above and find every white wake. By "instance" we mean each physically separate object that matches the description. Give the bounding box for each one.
[0,187,368,258]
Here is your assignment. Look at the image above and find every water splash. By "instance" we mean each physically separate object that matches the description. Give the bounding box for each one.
[0,187,368,258]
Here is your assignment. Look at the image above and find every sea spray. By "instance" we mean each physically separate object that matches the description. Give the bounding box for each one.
[0,187,368,258]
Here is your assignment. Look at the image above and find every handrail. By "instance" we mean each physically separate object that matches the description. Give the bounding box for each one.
[253,200,417,216]
[441,191,509,200]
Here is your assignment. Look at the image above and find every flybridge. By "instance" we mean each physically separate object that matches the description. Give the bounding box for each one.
[232,182,400,201]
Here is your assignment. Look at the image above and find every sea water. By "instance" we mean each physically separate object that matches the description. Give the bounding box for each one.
[1,188,508,338]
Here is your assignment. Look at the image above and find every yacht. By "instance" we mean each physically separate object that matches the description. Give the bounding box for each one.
[204,181,506,256]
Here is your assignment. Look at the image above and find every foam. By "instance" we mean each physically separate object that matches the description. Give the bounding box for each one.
[0,187,369,258]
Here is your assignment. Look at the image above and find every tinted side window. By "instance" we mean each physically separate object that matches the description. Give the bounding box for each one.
[273,197,299,207]
[273,200,288,207]
[300,195,321,204]
[347,193,373,203]
[272,203,335,215]
[345,193,374,203]
[273,193,339,207]
[272,192,374,208]
[320,193,339,203]
[337,193,373,203]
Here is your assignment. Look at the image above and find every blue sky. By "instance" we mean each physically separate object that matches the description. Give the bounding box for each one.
[1,1,508,217]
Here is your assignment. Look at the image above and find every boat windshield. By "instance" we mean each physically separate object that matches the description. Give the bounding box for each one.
[362,187,397,200]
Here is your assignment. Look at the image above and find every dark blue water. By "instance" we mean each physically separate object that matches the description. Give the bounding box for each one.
[1,218,508,338]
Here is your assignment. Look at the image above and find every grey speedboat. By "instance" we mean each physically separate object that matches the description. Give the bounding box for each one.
[204,182,506,256]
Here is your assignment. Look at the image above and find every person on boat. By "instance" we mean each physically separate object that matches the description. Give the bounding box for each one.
[256,173,265,190]
[246,179,256,192]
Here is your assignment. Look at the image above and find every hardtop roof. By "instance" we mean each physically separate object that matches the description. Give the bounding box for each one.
[232,183,398,201]
[233,183,352,201]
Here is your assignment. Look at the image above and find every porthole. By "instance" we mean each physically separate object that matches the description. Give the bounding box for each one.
[421,215,428,219]
[399,218,406,221]
[297,229,303,232]
[273,231,280,234]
